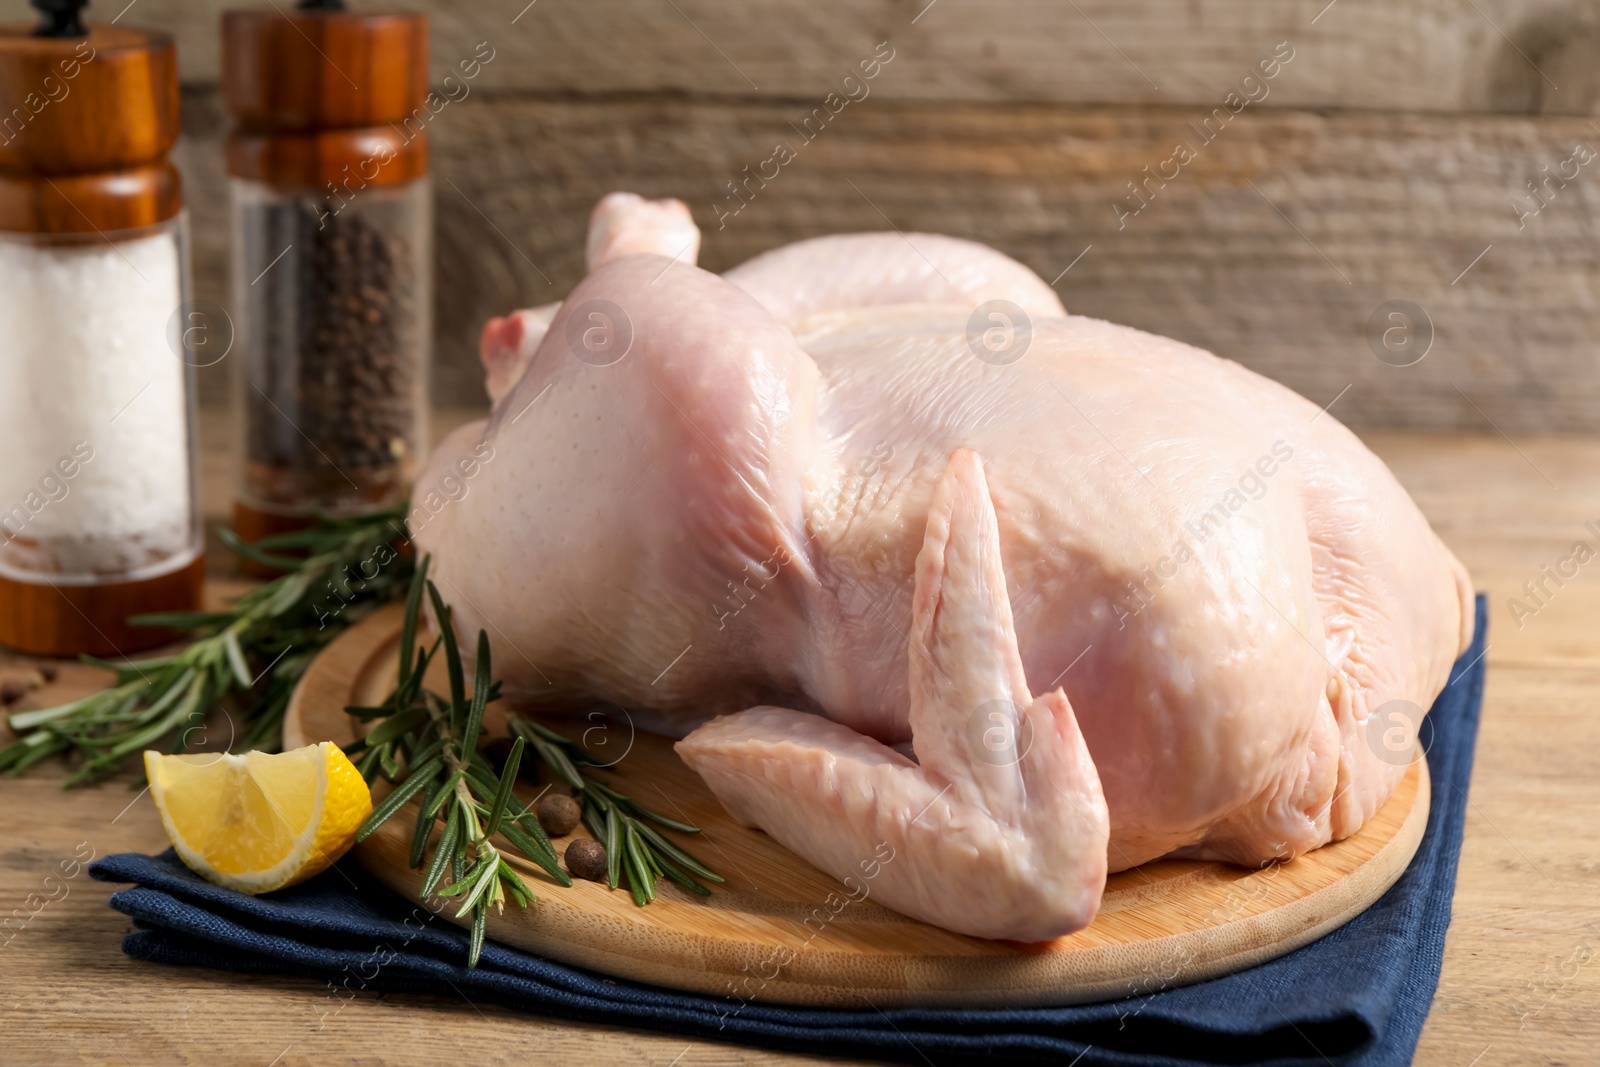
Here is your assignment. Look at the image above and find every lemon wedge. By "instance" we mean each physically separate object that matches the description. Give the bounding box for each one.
[144,742,373,894]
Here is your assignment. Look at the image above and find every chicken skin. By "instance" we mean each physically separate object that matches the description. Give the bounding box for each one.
[416,193,1472,940]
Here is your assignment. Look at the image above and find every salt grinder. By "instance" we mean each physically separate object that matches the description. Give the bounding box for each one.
[223,0,431,546]
[0,0,203,656]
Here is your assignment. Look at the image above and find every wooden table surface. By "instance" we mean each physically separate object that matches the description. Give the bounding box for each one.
[2,416,1597,1066]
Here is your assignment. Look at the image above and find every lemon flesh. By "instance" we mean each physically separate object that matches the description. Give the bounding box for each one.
[145,742,373,894]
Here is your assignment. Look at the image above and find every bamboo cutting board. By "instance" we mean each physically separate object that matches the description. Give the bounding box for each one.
[283,602,1430,1009]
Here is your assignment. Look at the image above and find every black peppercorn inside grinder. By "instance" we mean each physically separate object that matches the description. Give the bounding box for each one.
[221,0,430,554]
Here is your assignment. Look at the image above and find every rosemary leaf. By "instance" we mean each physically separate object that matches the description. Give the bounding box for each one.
[452,858,501,917]
[498,821,571,886]
[408,799,437,868]
[222,630,254,690]
[531,735,585,790]
[515,718,576,747]
[266,567,317,617]
[623,824,654,906]
[399,555,429,682]
[581,803,606,842]
[421,770,465,820]
[632,821,725,884]
[407,735,448,775]
[652,851,714,896]
[105,670,205,761]
[355,746,384,782]
[342,705,394,721]
[365,703,429,748]
[641,834,664,879]
[7,689,123,732]
[215,526,308,572]
[604,805,622,890]
[484,737,523,836]
[632,807,704,836]
[128,669,197,726]
[583,779,631,805]
[400,641,439,709]
[425,581,466,720]
[422,805,462,898]
[378,743,402,782]
[460,630,492,758]
[356,756,442,842]
[436,858,484,900]
[499,865,535,908]
[126,611,236,631]
[468,903,488,967]
[3,733,70,776]
[508,804,563,868]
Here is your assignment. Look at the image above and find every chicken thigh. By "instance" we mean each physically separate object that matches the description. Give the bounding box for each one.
[416,193,1473,941]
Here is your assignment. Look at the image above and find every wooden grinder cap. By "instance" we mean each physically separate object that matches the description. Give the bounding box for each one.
[0,7,182,233]
[222,1,429,188]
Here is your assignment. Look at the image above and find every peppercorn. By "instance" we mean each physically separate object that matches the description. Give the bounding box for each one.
[242,203,418,512]
[537,793,582,837]
[0,679,25,706]
[565,838,607,883]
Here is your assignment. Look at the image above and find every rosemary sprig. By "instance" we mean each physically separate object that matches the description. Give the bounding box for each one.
[0,499,724,964]
[508,716,723,905]
[352,556,722,965]
[0,507,412,785]
[351,555,569,967]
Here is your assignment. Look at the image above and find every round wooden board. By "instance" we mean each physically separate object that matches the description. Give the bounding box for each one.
[285,602,1431,1009]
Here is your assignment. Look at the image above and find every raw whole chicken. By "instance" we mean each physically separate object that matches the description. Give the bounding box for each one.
[416,193,1473,941]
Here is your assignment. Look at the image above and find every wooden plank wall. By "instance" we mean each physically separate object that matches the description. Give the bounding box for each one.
[9,0,1598,431]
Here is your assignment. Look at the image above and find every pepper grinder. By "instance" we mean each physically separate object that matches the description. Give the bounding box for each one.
[0,0,204,656]
[223,0,431,550]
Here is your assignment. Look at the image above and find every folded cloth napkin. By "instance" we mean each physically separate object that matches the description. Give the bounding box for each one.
[91,596,1487,1067]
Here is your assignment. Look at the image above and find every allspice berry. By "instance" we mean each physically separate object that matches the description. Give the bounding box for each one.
[565,838,608,883]
[537,793,582,837]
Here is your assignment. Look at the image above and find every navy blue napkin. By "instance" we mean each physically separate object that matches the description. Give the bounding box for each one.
[91,596,1487,1066]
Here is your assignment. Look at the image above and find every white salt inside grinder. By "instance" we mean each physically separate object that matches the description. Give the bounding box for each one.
[0,233,193,578]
